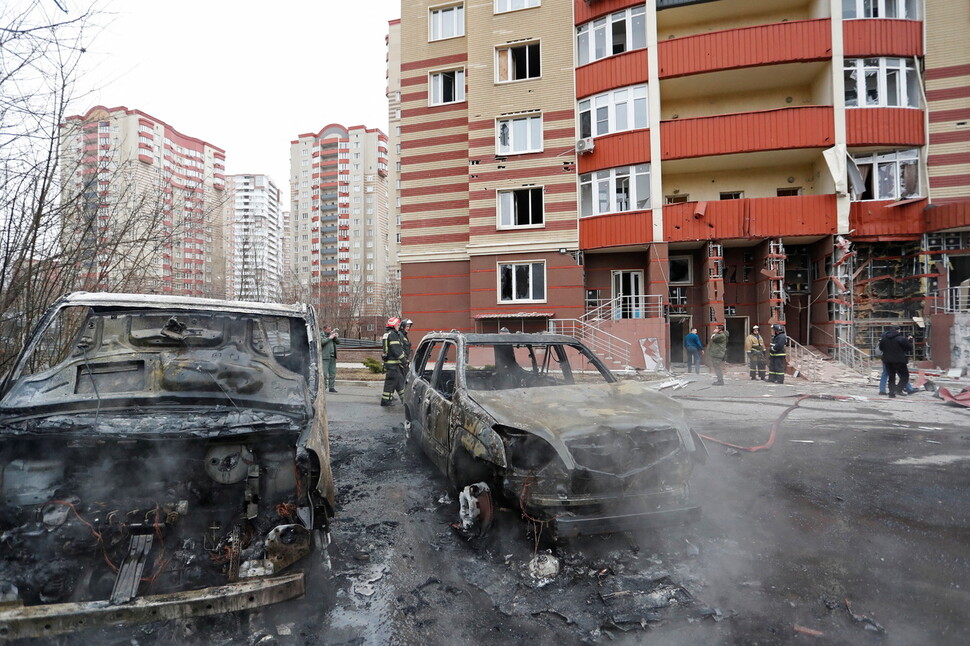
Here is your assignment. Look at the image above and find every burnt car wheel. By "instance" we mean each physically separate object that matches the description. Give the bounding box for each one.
[448,444,495,494]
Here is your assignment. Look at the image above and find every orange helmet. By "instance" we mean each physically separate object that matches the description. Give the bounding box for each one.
[386,317,401,328]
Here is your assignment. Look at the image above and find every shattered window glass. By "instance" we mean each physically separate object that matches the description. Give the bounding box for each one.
[464,341,612,390]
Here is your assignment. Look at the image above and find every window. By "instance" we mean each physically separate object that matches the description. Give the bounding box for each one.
[497,42,540,82]
[576,6,645,66]
[499,261,545,302]
[844,58,920,108]
[665,194,689,204]
[579,164,650,217]
[669,257,693,285]
[497,114,542,154]
[719,191,743,200]
[498,187,543,228]
[430,4,464,41]
[850,149,919,201]
[777,187,802,197]
[842,0,919,19]
[495,0,539,13]
[578,85,648,138]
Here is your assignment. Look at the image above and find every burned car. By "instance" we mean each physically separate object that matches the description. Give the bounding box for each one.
[403,332,705,538]
[0,293,335,640]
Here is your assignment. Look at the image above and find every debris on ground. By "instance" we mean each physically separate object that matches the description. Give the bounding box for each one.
[526,551,560,588]
[937,385,970,408]
[845,598,887,635]
[351,564,388,597]
[794,624,824,637]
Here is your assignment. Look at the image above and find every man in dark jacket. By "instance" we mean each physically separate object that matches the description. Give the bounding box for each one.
[878,326,913,398]
[381,317,406,406]
[320,325,339,393]
[768,324,788,384]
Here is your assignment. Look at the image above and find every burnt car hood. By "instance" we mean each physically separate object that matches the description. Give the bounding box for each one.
[468,381,697,457]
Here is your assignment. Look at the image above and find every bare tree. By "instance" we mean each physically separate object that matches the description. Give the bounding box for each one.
[0,2,225,371]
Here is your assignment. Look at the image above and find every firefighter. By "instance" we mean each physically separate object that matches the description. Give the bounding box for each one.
[400,319,414,363]
[744,325,767,381]
[380,317,405,406]
[768,323,788,384]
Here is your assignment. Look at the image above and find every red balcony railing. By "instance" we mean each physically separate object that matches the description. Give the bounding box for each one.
[661,106,834,160]
[658,19,831,79]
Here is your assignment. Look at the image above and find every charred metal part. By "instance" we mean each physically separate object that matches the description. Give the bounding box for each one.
[245,463,261,520]
[205,445,254,484]
[264,524,312,572]
[109,533,154,604]
[457,483,493,536]
[0,571,305,642]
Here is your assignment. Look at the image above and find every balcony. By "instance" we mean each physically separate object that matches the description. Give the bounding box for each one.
[578,129,651,174]
[578,194,839,249]
[658,19,831,80]
[845,108,924,148]
[843,19,922,58]
[849,198,927,240]
[661,106,834,161]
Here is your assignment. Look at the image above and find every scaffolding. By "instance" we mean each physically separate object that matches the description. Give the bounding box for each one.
[767,239,786,323]
[832,235,855,350]
[707,242,723,323]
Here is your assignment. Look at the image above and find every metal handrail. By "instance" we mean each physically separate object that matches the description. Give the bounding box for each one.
[584,295,664,322]
[834,340,873,382]
[930,286,970,313]
[548,318,632,367]
[785,337,822,382]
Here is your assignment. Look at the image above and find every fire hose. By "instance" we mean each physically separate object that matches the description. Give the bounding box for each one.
[685,393,865,453]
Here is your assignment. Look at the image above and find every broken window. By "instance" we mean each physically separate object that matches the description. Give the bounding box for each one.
[497,187,544,228]
[576,6,645,65]
[669,256,693,285]
[499,261,545,302]
[430,69,465,105]
[850,149,920,201]
[579,164,650,217]
[496,114,542,154]
[844,58,919,108]
[496,42,540,82]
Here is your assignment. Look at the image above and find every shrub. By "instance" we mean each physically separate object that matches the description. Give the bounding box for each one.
[362,357,385,374]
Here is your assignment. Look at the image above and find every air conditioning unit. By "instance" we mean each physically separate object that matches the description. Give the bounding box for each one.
[576,137,595,154]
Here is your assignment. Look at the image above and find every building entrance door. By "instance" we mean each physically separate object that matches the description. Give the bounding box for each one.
[611,270,644,319]
[725,317,748,364]
[669,316,691,363]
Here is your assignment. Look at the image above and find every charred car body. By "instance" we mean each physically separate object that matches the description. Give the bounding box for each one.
[403,332,705,539]
[0,293,335,641]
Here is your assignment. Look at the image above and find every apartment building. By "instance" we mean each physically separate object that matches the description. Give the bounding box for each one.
[288,124,392,335]
[394,0,970,371]
[60,105,227,298]
[225,174,283,302]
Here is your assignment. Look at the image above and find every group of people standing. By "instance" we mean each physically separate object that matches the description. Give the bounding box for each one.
[317,318,415,405]
[684,323,789,385]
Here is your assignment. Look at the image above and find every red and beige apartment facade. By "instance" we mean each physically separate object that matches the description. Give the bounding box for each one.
[394,0,970,370]
[60,106,227,298]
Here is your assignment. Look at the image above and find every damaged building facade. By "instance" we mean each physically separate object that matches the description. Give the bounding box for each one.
[391,0,970,372]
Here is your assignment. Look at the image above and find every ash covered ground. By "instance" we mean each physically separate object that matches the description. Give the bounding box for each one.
[26,374,970,645]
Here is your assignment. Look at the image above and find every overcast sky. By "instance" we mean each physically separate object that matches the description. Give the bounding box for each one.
[75,0,400,195]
